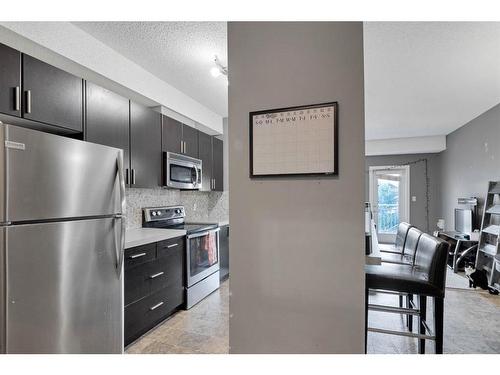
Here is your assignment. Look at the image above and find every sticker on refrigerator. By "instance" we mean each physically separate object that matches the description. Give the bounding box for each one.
[5,141,25,150]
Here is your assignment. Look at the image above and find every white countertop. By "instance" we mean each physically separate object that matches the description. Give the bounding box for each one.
[195,219,229,227]
[125,228,187,249]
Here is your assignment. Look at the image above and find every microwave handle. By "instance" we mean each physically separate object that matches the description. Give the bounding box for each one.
[194,166,199,186]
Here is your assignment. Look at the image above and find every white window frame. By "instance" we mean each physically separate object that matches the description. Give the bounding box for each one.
[369,165,410,244]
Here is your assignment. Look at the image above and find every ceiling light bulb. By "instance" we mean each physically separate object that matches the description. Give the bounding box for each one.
[210,67,221,78]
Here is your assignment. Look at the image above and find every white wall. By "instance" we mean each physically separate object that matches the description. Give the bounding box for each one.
[228,22,365,353]
[365,135,446,156]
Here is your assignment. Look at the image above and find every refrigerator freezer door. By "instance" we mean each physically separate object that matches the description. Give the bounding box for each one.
[5,218,123,353]
[1,124,123,223]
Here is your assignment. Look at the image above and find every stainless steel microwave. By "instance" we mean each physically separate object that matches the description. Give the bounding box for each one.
[163,152,202,189]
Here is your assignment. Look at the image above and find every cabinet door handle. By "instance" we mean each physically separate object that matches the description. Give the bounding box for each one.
[125,169,130,185]
[180,140,183,153]
[131,169,136,185]
[149,271,164,279]
[129,252,146,259]
[167,243,178,248]
[14,86,20,111]
[183,141,187,154]
[149,301,164,311]
[25,90,32,114]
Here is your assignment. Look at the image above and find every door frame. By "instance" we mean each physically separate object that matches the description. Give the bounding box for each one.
[369,165,410,243]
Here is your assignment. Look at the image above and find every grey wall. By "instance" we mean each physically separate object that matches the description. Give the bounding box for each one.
[439,104,500,231]
[365,153,441,233]
[228,22,365,353]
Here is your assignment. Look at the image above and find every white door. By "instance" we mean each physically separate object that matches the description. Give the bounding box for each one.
[369,166,410,244]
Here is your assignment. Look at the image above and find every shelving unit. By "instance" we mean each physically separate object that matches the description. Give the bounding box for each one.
[475,181,500,292]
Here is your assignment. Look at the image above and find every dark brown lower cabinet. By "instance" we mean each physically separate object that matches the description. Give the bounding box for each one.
[124,236,185,346]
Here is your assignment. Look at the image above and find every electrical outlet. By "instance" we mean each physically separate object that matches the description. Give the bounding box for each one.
[412,196,417,202]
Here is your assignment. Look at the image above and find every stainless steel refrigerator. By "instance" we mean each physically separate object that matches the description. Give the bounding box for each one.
[0,123,125,354]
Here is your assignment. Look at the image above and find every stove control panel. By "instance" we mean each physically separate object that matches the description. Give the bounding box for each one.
[143,206,185,223]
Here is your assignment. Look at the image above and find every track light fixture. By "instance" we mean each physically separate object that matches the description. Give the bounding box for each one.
[210,55,228,78]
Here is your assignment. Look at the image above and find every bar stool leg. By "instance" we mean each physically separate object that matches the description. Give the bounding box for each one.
[406,294,413,332]
[365,288,369,354]
[418,295,426,354]
[434,296,444,354]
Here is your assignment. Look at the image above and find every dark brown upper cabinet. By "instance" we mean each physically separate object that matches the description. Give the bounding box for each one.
[85,81,130,182]
[0,43,21,117]
[22,55,83,132]
[198,132,224,192]
[130,102,162,188]
[162,115,182,154]
[161,115,198,158]
[181,124,198,158]
[198,131,213,191]
[212,137,224,191]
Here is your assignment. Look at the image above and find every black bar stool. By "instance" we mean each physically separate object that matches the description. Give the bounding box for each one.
[381,227,423,331]
[379,222,413,255]
[365,233,450,354]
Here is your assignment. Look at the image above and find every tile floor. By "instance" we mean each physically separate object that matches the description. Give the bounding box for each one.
[126,275,499,354]
[367,285,500,354]
[126,280,229,354]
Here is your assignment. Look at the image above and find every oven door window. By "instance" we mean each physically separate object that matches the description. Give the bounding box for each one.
[189,232,218,278]
[170,164,196,184]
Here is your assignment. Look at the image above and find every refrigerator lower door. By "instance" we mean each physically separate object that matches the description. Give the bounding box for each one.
[0,226,5,354]
[5,218,123,353]
[0,123,123,223]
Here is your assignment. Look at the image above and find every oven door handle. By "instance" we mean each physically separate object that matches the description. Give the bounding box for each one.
[186,227,220,240]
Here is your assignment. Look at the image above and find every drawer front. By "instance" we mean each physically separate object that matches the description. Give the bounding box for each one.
[149,254,182,292]
[125,252,183,306]
[125,243,156,270]
[157,236,184,259]
[125,262,151,306]
[124,284,184,346]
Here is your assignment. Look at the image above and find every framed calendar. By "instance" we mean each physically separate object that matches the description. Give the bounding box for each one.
[249,102,338,177]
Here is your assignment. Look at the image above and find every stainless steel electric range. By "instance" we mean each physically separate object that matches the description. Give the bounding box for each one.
[143,206,220,309]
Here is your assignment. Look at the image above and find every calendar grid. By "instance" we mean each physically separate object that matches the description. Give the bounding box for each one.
[250,102,338,177]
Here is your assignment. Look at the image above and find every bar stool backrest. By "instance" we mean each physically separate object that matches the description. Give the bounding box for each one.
[394,222,413,253]
[413,233,450,292]
[402,227,422,260]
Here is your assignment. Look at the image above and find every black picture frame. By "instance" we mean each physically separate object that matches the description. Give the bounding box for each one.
[249,101,338,178]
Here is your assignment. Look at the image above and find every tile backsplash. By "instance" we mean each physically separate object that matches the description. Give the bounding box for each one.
[125,188,228,229]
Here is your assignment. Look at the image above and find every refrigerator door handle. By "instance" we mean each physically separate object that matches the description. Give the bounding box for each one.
[115,152,126,275]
